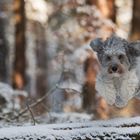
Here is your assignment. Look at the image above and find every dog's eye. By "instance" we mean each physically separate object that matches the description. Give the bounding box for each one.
[106,55,111,61]
[118,54,124,60]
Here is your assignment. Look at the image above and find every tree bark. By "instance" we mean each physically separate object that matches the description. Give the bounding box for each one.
[13,0,26,89]
[0,1,10,82]
[35,23,47,97]
[82,56,99,113]
[130,0,140,40]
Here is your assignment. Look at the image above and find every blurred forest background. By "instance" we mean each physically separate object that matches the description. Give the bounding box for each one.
[0,0,140,122]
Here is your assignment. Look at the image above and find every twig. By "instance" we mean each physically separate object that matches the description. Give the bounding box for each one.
[26,101,36,125]
[12,85,57,120]
[0,115,12,122]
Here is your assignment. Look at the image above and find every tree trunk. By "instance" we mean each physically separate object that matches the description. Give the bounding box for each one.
[35,22,47,97]
[130,0,140,40]
[13,0,26,89]
[0,1,10,82]
[86,0,116,22]
[82,57,97,113]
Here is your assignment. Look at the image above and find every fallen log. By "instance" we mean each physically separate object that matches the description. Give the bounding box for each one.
[0,117,140,140]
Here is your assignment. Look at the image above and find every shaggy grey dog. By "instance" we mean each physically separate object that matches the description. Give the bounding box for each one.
[90,35,140,108]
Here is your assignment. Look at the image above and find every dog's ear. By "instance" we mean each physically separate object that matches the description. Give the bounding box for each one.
[128,41,140,57]
[126,41,140,69]
[90,38,103,53]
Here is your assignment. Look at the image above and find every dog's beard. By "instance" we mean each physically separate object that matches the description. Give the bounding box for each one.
[109,73,121,78]
[104,71,123,79]
[96,68,139,108]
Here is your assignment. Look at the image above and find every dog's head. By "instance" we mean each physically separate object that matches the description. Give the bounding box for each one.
[90,35,140,78]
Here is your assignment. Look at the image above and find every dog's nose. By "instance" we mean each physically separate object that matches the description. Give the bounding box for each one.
[111,65,118,72]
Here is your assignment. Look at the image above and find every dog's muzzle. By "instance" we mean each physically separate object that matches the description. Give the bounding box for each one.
[108,64,119,73]
[108,64,124,75]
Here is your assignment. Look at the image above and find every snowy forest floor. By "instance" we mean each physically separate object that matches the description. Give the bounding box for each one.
[0,113,140,140]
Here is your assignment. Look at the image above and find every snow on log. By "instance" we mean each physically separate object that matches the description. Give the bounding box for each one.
[0,117,140,140]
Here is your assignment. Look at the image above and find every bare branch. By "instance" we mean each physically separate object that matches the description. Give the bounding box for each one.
[26,101,36,125]
[12,85,57,120]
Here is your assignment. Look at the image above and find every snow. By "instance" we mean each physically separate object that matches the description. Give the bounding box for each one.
[0,117,140,139]
[38,112,92,124]
[41,116,140,128]
[26,0,49,23]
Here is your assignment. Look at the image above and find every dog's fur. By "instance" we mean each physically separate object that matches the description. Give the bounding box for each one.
[90,35,140,108]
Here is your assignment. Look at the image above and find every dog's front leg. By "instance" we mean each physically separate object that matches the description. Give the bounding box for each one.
[114,79,127,108]
[135,57,140,99]
[115,88,127,108]
[134,84,140,99]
